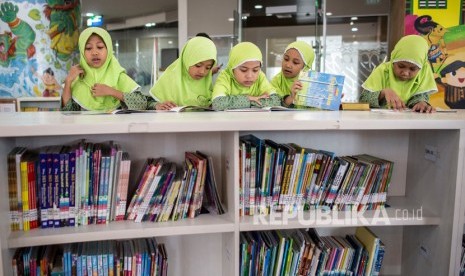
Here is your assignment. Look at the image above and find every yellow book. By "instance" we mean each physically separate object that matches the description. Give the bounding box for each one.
[341,102,370,111]
[20,160,29,231]
[355,226,380,276]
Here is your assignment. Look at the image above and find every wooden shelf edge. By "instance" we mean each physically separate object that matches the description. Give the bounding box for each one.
[239,196,440,231]
[8,214,234,248]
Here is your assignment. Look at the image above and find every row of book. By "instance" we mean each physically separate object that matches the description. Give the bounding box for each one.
[12,238,167,276]
[8,141,131,231]
[7,142,224,232]
[126,151,224,223]
[239,135,393,216]
[240,227,385,276]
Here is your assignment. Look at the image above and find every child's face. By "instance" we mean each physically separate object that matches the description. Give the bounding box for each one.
[43,72,55,85]
[442,67,465,87]
[393,61,420,81]
[188,59,214,80]
[233,61,261,87]
[84,34,108,68]
[282,48,305,78]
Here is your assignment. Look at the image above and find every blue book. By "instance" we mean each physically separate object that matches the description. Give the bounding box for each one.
[295,71,345,111]
[68,147,76,227]
[38,148,49,228]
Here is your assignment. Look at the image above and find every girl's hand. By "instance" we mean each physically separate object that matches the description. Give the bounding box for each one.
[411,101,435,113]
[284,80,302,106]
[290,81,302,98]
[91,83,113,97]
[380,88,406,110]
[65,65,84,84]
[248,93,270,106]
[155,101,177,110]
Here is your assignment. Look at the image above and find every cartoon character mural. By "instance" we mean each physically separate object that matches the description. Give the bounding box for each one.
[0,0,79,98]
[405,1,465,109]
[43,0,80,61]
[439,61,465,108]
[0,2,37,97]
[414,15,448,70]
[0,2,36,65]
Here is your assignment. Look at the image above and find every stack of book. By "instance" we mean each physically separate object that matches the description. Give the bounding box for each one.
[11,238,168,276]
[125,151,224,222]
[240,227,385,276]
[7,141,131,231]
[239,135,393,216]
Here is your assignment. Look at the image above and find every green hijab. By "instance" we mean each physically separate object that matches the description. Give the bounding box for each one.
[362,35,437,103]
[212,42,275,99]
[271,41,315,97]
[72,27,138,111]
[149,36,217,107]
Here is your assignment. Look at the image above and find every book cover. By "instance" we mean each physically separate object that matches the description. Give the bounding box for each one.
[355,226,380,276]
[294,71,345,111]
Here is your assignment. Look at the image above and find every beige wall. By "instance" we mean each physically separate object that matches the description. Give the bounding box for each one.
[187,0,237,37]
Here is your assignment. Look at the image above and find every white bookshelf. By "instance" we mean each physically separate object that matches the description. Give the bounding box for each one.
[16,97,61,111]
[0,111,464,276]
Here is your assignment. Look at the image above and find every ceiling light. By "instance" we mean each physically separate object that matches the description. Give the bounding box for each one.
[350,21,354,25]
[85,13,94,17]
[255,5,263,9]
[351,27,358,32]
[228,18,234,22]
[145,22,156,27]
[351,16,358,20]
[242,15,248,20]
[326,12,332,16]
[168,41,173,44]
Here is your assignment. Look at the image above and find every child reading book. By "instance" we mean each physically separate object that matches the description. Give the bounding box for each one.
[61,27,146,111]
[359,35,437,113]
[271,41,315,107]
[212,42,281,110]
[148,36,217,110]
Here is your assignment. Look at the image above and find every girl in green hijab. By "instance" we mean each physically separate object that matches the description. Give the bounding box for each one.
[271,41,315,107]
[360,35,437,113]
[149,36,217,110]
[212,42,281,110]
[62,27,146,111]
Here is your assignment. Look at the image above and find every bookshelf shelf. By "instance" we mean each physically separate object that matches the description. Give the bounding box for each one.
[8,214,235,248]
[239,196,442,232]
[15,96,61,112]
[0,111,464,276]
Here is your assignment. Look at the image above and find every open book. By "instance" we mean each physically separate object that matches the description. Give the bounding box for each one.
[114,105,214,114]
[225,106,299,112]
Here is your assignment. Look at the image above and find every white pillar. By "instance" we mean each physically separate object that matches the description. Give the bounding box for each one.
[178,0,188,47]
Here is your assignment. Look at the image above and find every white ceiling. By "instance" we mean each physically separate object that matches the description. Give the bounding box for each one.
[81,0,177,23]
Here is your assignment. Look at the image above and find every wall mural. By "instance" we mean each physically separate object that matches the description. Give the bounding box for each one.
[0,0,80,98]
[405,0,465,109]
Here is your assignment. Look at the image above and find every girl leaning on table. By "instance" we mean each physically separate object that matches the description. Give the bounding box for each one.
[148,36,217,110]
[359,35,438,113]
[271,41,315,107]
[61,27,147,111]
[211,42,281,111]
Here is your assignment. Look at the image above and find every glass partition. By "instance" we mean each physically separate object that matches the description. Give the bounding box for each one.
[242,0,390,103]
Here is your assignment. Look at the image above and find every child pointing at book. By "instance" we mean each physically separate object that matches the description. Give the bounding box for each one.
[359,35,437,113]
[271,41,315,107]
[61,27,146,111]
[212,42,281,110]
